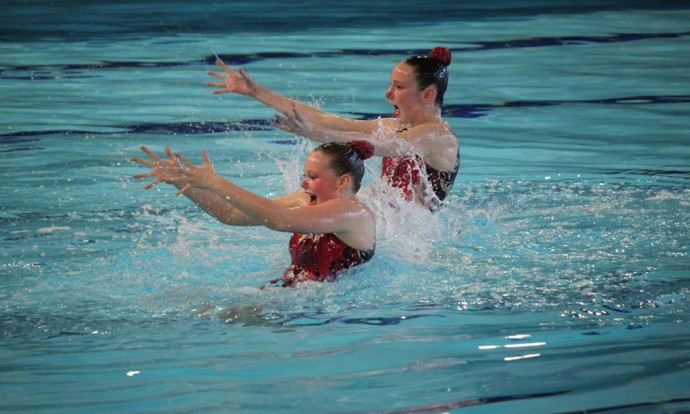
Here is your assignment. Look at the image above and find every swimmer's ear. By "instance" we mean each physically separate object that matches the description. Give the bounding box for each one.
[338,174,351,191]
[422,86,437,103]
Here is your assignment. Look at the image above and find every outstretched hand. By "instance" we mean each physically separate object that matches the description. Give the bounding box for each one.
[272,102,315,137]
[206,60,257,95]
[131,146,218,196]
[131,145,185,190]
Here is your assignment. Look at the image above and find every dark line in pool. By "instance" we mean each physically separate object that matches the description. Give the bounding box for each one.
[2,30,687,74]
[46,331,90,339]
[282,314,440,327]
[1,94,688,146]
[340,314,439,326]
[0,75,99,81]
[552,397,690,414]
[126,119,272,134]
[603,169,690,177]
[0,120,274,141]
[0,137,41,145]
[0,146,46,153]
[366,94,690,120]
[368,390,569,414]
[467,30,690,51]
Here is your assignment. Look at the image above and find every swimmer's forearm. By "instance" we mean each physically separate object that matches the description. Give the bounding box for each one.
[204,176,295,232]
[251,82,366,132]
[177,185,259,226]
[251,84,332,124]
[311,123,424,159]
[299,122,362,143]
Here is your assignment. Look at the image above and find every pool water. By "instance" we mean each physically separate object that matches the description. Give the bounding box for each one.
[1,1,689,413]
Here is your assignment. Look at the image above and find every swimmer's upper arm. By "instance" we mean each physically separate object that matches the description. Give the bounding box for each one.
[272,191,310,208]
[264,197,366,235]
[312,112,383,134]
[211,191,308,226]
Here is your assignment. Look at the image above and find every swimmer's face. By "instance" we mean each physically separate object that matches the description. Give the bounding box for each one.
[385,62,425,119]
[300,151,342,204]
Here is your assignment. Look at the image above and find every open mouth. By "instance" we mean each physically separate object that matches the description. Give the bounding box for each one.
[308,193,317,204]
[393,105,400,117]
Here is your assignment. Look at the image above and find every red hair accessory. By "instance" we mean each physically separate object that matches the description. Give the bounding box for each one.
[429,47,451,67]
[348,140,375,160]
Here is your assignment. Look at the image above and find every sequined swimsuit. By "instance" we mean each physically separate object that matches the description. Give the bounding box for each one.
[381,127,459,206]
[271,233,375,287]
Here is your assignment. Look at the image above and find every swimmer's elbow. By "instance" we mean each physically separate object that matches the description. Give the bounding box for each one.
[258,209,294,232]
[263,220,294,233]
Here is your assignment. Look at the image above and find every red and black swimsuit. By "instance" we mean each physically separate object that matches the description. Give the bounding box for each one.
[271,233,375,287]
[381,127,459,208]
[381,154,459,207]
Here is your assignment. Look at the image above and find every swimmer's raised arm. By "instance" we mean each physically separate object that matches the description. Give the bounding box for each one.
[132,146,305,226]
[133,145,371,242]
[168,149,370,237]
[207,60,377,134]
[181,188,309,227]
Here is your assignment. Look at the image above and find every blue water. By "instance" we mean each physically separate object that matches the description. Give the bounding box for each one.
[2,1,689,413]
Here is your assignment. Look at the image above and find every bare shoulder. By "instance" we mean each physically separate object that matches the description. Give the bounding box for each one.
[398,121,456,150]
[320,196,372,216]
[379,117,398,130]
[418,121,458,171]
[333,197,376,251]
[419,120,456,140]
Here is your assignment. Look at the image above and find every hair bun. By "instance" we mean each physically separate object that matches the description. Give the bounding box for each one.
[348,140,375,160]
[429,47,451,67]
